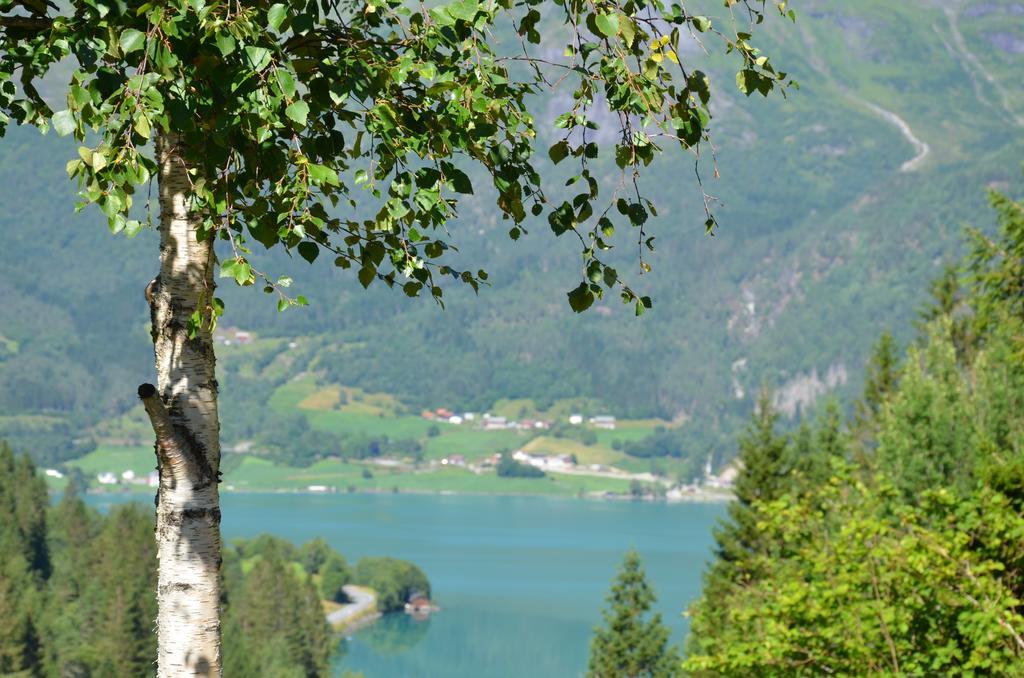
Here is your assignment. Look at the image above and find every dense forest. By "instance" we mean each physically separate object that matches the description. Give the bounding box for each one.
[2,0,1022,470]
[684,190,1024,674]
[0,444,429,676]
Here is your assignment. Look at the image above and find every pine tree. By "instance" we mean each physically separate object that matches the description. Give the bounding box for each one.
[686,389,791,656]
[40,481,97,677]
[852,330,901,451]
[787,399,846,496]
[587,551,679,678]
[876,322,975,500]
[0,441,49,676]
[229,545,331,676]
[708,388,790,585]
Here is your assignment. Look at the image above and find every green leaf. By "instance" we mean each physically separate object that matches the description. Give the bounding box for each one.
[52,110,75,137]
[244,46,272,72]
[308,164,339,186]
[267,3,288,31]
[692,16,711,32]
[595,13,619,37]
[567,282,595,313]
[133,113,151,139]
[428,6,456,26]
[119,29,146,54]
[285,101,309,127]
[447,0,479,22]
[297,241,319,263]
[124,219,143,238]
[358,266,376,289]
[275,69,296,98]
[220,259,253,285]
[215,33,236,56]
[449,168,473,194]
[549,141,569,165]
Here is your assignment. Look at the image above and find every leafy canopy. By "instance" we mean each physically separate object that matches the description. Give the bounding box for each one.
[686,189,1024,675]
[1,0,793,320]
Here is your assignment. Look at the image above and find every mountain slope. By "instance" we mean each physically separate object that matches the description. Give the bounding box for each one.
[1,0,1021,465]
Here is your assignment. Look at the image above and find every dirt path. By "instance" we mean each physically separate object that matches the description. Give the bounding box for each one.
[943,4,1024,128]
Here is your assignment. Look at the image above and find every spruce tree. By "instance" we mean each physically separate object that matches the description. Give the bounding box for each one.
[587,551,679,678]
[686,389,790,656]
[708,388,790,586]
[852,330,901,451]
[787,399,846,496]
[230,546,331,676]
[0,441,49,675]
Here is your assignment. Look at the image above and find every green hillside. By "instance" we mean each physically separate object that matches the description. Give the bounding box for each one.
[1,0,1021,469]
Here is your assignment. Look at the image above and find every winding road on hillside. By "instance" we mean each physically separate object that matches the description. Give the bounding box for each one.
[857,100,931,173]
[796,21,931,173]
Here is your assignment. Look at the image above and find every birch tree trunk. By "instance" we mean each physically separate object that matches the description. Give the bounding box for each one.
[139,132,223,677]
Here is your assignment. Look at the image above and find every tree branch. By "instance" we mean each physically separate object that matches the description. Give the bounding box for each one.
[0,15,53,33]
[138,382,190,484]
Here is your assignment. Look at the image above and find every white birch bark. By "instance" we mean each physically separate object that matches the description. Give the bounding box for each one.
[140,131,223,677]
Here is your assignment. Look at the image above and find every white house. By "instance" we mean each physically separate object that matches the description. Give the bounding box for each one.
[121,469,136,481]
[568,414,584,425]
[97,472,118,485]
[590,415,616,430]
[538,454,575,471]
[482,415,508,430]
[44,468,63,479]
[705,462,741,489]
[448,415,464,425]
[512,451,575,471]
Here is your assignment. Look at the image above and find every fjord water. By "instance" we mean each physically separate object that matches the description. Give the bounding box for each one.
[90,493,725,677]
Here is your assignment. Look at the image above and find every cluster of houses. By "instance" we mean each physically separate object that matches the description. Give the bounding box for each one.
[421,409,617,431]
[436,449,579,472]
[211,326,299,350]
[421,409,554,430]
[212,326,254,346]
[45,467,162,488]
[93,469,160,487]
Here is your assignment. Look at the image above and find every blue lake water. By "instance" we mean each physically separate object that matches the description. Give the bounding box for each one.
[88,493,726,677]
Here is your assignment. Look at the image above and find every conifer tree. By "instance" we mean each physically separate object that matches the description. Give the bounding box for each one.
[587,551,679,678]
[0,441,48,675]
[877,322,974,500]
[787,399,845,495]
[852,330,901,451]
[707,388,789,585]
[230,546,331,676]
[686,388,790,656]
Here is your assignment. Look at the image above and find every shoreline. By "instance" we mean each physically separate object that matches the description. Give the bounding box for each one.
[76,484,734,504]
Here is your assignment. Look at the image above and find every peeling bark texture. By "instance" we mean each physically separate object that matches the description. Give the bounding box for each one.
[142,132,222,677]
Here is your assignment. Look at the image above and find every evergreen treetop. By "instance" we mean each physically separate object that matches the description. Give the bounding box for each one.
[587,550,679,678]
